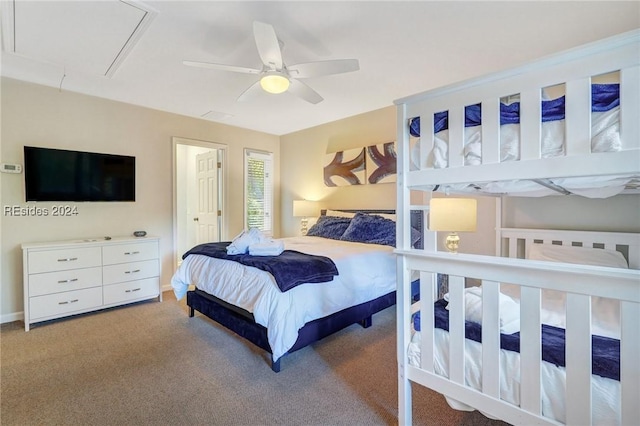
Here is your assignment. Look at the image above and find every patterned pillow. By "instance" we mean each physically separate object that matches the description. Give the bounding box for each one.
[340,212,396,246]
[306,215,352,240]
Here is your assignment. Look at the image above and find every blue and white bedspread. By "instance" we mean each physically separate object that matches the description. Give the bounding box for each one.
[407,84,629,198]
[407,285,622,424]
[408,84,620,137]
[172,236,396,361]
[181,242,339,292]
[413,299,619,381]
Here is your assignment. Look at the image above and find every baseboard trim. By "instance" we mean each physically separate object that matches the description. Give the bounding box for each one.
[1,311,23,324]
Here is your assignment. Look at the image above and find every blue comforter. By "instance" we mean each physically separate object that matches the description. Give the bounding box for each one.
[409,83,620,137]
[183,242,339,292]
[413,299,620,381]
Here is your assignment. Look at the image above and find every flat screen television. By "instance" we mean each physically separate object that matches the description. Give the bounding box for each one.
[24,146,135,202]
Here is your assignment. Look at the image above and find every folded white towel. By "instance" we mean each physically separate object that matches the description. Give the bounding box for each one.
[227,228,265,255]
[445,286,520,334]
[248,239,284,256]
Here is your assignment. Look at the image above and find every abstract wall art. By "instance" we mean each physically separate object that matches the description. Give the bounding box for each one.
[365,142,397,184]
[323,142,396,187]
[323,147,366,187]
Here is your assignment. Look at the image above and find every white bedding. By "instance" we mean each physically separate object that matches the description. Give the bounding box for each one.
[171,236,396,361]
[408,285,621,424]
[409,107,635,198]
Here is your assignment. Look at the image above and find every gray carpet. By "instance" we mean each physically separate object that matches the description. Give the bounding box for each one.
[1,292,508,425]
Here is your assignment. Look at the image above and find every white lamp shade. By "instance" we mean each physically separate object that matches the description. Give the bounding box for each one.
[293,200,319,217]
[429,198,477,232]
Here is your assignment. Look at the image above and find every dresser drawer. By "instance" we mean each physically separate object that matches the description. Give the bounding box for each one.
[103,277,159,305]
[28,267,102,297]
[102,241,158,265]
[102,259,159,285]
[29,287,103,320]
[27,247,102,274]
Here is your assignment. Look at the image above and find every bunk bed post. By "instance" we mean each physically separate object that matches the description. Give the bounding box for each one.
[495,198,502,257]
[396,102,413,426]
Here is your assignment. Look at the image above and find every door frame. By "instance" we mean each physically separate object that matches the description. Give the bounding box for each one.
[172,136,227,271]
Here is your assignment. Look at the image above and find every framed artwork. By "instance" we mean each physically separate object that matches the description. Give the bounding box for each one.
[323,142,396,186]
[365,142,396,184]
[323,147,366,186]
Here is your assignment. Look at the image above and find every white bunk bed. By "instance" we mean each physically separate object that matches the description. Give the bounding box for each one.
[394,30,640,425]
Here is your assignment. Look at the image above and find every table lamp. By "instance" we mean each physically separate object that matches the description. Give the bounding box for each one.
[429,198,477,253]
[293,200,319,235]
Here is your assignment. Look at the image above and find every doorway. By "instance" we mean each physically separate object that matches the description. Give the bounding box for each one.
[172,137,226,269]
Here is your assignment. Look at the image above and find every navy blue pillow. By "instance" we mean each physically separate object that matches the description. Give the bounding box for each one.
[340,212,396,246]
[306,215,352,240]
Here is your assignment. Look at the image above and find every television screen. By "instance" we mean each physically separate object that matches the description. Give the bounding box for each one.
[24,146,135,202]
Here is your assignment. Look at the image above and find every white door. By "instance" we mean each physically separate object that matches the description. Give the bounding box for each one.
[195,151,219,244]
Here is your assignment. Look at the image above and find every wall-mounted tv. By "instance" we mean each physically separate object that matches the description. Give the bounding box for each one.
[24,146,135,202]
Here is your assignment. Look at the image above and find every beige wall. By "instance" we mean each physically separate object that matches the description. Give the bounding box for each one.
[504,195,640,233]
[280,107,397,237]
[0,77,280,321]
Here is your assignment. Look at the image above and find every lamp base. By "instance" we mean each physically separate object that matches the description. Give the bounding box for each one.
[444,232,460,253]
[300,217,309,236]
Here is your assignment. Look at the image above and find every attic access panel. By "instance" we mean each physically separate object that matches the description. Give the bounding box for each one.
[9,0,155,77]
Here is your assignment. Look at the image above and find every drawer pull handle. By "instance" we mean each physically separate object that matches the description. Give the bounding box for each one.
[124,251,140,255]
[124,269,141,274]
[125,288,142,293]
[57,278,79,284]
[58,299,79,305]
[57,257,78,262]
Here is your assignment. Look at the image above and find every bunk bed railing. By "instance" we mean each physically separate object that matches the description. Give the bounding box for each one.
[396,250,640,425]
[395,30,640,189]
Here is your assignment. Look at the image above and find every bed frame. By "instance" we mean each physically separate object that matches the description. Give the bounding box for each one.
[394,31,640,425]
[187,209,423,372]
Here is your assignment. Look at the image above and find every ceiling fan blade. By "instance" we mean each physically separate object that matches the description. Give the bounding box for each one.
[253,21,283,69]
[288,79,323,104]
[237,80,263,102]
[287,59,359,79]
[183,60,261,74]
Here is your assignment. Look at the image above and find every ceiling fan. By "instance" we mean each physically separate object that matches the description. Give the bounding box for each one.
[183,21,360,104]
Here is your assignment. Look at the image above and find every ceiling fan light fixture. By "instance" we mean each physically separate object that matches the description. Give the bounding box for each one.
[260,73,290,94]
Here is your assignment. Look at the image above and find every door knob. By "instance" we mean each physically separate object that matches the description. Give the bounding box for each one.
[193,217,199,222]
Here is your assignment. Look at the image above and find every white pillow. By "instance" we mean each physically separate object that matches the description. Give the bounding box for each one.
[445,286,520,334]
[324,209,356,218]
[324,209,396,221]
[527,244,628,269]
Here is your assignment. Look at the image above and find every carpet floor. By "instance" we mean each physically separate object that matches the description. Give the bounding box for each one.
[1,291,508,426]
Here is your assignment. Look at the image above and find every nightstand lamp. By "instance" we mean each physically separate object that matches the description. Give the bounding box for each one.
[429,198,477,253]
[293,200,319,235]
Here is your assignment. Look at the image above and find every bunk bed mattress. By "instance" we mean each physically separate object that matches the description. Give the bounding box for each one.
[407,287,621,424]
[172,236,396,361]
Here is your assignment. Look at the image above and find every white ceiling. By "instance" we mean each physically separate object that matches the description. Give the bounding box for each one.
[1,1,638,136]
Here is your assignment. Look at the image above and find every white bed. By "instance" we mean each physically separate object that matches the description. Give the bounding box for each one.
[406,229,637,425]
[394,30,640,426]
[172,235,397,362]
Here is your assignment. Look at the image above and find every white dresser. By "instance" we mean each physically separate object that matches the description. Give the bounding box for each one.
[22,236,161,331]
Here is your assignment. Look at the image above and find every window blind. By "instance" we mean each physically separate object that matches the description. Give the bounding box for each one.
[244,149,273,235]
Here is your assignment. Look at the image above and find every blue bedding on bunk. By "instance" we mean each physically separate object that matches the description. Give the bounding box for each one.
[183,242,339,292]
[409,83,620,137]
[413,299,620,381]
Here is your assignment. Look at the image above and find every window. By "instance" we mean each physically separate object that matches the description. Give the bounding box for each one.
[244,149,273,236]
